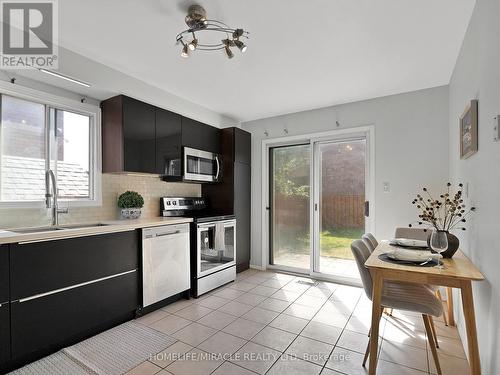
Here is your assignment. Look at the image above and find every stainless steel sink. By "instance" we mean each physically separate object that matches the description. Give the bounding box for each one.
[11,223,111,234]
[11,226,67,234]
[60,223,111,229]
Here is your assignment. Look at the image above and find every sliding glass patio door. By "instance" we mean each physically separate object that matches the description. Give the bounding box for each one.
[268,132,370,283]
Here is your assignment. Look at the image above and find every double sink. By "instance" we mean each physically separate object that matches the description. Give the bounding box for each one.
[11,223,111,234]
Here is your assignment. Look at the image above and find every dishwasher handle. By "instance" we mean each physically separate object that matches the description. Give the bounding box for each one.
[155,230,181,237]
[143,223,189,239]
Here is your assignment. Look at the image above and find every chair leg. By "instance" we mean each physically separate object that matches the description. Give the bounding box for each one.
[435,289,449,326]
[429,315,439,348]
[423,314,442,375]
[363,307,383,367]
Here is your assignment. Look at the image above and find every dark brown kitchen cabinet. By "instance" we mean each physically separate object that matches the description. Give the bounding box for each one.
[203,127,251,272]
[102,95,156,173]
[156,108,182,176]
[182,117,221,154]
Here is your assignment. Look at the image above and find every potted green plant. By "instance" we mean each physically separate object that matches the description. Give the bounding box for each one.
[409,183,475,258]
[117,191,144,219]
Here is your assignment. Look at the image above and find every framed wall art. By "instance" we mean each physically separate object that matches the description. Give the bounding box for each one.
[460,99,478,159]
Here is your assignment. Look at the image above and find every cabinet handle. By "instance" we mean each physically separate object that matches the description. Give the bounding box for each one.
[215,155,220,180]
[15,269,137,303]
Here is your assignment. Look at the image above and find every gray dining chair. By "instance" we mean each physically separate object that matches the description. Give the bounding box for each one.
[351,239,443,374]
[394,227,448,326]
[394,227,430,241]
[362,233,378,252]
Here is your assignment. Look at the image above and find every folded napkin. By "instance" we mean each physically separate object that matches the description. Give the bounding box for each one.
[385,247,442,262]
[389,238,428,248]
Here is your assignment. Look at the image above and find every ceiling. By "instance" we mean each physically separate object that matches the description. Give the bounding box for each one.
[56,0,475,122]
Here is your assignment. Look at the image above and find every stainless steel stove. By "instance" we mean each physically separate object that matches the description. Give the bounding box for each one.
[161,197,236,297]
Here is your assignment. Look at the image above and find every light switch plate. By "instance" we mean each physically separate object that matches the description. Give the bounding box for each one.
[494,115,500,142]
[383,182,390,193]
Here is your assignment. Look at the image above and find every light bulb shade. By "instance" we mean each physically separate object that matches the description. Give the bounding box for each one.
[234,40,247,53]
[225,45,234,59]
[181,44,189,58]
[188,38,198,51]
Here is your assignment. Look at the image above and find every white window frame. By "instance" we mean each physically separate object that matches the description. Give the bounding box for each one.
[0,81,102,209]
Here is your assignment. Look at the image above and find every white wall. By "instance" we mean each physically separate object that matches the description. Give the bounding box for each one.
[448,0,500,372]
[243,86,449,267]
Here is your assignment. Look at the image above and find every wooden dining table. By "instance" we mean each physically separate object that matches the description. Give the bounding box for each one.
[365,241,485,375]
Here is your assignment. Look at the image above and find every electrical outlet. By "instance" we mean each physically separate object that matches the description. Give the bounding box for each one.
[383,182,390,193]
[494,115,500,142]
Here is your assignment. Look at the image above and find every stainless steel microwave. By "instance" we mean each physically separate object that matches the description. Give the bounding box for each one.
[183,147,221,183]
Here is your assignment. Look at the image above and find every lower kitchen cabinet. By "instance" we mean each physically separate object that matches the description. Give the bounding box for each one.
[10,270,138,364]
[0,302,10,370]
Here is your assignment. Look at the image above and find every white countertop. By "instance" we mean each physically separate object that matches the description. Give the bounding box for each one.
[0,217,193,245]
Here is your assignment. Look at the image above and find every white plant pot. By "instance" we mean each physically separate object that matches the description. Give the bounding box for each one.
[120,208,142,219]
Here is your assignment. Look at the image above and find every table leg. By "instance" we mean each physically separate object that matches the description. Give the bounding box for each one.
[447,287,455,326]
[368,271,383,375]
[460,280,481,374]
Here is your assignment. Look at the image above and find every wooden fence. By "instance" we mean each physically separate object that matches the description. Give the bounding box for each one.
[274,193,364,230]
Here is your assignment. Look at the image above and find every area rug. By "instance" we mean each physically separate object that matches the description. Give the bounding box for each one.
[63,321,177,375]
[9,351,92,375]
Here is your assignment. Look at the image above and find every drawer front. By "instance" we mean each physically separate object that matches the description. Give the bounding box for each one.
[11,231,138,300]
[10,271,138,363]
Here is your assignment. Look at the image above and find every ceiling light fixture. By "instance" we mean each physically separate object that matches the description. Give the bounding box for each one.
[176,4,249,59]
[38,68,91,87]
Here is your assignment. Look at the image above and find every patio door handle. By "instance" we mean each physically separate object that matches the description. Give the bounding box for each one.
[364,201,370,217]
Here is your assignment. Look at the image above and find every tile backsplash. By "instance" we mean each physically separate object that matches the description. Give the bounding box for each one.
[0,173,201,229]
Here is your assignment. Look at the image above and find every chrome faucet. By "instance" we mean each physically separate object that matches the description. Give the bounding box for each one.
[45,169,69,226]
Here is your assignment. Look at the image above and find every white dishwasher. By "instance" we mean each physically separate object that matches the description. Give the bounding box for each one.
[142,223,190,308]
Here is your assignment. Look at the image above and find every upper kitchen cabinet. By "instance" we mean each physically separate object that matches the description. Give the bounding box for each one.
[155,108,182,176]
[102,95,156,174]
[181,117,221,154]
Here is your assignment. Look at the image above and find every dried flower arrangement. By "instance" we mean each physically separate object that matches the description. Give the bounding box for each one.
[409,183,476,232]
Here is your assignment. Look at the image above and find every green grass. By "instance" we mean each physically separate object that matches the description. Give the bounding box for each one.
[274,227,363,260]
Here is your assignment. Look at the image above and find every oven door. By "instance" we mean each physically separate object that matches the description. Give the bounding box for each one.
[197,220,236,278]
[184,147,221,182]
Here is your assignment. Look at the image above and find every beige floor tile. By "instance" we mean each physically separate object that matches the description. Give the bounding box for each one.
[125,361,162,375]
[243,275,269,285]
[161,299,194,313]
[283,303,319,320]
[325,347,369,375]
[251,326,297,352]
[242,306,280,324]
[194,295,231,309]
[271,289,302,302]
[319,368,345,375]
[231,341,281,374]
[321,298,357,316]
[222,317,266,339]
[316,281,340,292]
[379,339,429,372]
[312,309,350,329]
[172,322,217,346]
[432,335,466,358]
[382,319,428,349]
[433,320,461,340]
[272,273,296,282]
[155,370,174,375]
[269,314,309,334]
[377,359,430,374]
[150,314,192,335]
[260,278,291,288]
[294,294,328,309]
[234,292,268,306]
[344,314,373,334]
[196,310,238,330]
[304,286,334,299]
[166,348,223,375]
[281,281,310,293]
[250,285,280,297]
[285,336,333,366]
[197,331,247,356]
[257,298,292,313]
[211,361,256,375]
[218,300,254,317]
[300,321,342,345]
[135,309,171,326]
[228,281,258,292]
[429,352,471,374]
[336,329,383,355]
[174,304,213,321]
[150,341,193,368]
[214,288,246,300]
[267,355,323,375]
